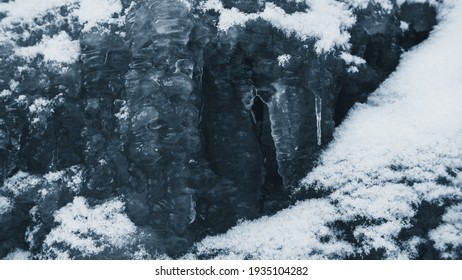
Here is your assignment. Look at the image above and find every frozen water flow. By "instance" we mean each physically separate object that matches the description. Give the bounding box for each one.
[314,93,322,146]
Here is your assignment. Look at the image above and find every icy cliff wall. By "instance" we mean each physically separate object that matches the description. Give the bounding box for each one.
[0,0,437,258]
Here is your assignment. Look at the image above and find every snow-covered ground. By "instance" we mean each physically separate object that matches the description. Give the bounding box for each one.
[187,0,462,259]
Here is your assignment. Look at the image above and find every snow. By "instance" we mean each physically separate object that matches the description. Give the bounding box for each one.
[400,21,410,31]
[0,195,13,215]
[429,203,462,259]
[3,171,43,197]
[3,249,31,260]
[28,97,53,113]
[0,89,11,98]
[277,54,292,67]
[43,166,83,193]
[115,104,129,121]
[15,32,80,64]
[1,0,124,63]
[341,0,393,10]
[73,0,123,32]
[340,51,366,65]
[189,0,462,259]
[0,0,122,28]
[44,170,66,183]
[200,0,439,53]
[201,0,356,53]
[43,196,137,258]
[186,199,354,259]
[0,0,76,23]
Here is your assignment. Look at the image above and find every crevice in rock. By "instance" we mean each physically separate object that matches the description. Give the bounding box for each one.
[251,95,288,215]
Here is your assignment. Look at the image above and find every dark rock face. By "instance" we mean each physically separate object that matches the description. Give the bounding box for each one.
[0,0,438,258]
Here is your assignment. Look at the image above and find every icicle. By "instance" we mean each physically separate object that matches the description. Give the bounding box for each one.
[314,93,322,146]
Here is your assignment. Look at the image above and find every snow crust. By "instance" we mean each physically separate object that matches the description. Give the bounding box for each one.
[189,0,462,259]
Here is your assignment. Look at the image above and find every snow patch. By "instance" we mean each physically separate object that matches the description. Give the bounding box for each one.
[340,51,366,65]
[201,0,356,53]
[277,54,292,67]
[429,203,462,259]
[0,195,13,215]
[73,0,123,32]
[43,196,137,258]
[0,0,76,23]
[115,104,129,121]
[0,89,11,98]
[29,98,52,113]
[400,21,410,31]
[3,171,43,197]
[15,32,80,64]
[3,249,31,260]
[187,199,354,259]
[342,0,393,10]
